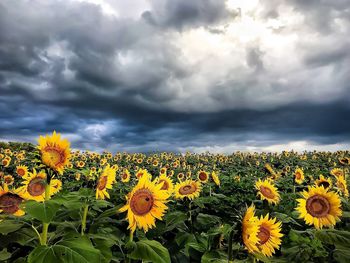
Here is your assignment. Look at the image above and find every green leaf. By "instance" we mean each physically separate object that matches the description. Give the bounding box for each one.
[201,250,227,263]
[128,239,171,263]
[195,213,221,228]
[0,248,11,261]
[23,200,60,223]
[334,245,350,263]
[0,220,23,235]
[0,227,37,246]
[28,234,102,263]
[164,211,187,231]
[315,229,350,246]
[271,212,302,227]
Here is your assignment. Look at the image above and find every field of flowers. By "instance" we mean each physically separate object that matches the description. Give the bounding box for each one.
[0,132,349,263]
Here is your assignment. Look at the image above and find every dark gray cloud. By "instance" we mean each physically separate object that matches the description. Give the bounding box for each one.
[0,0,350,152]
[142,0,237,30]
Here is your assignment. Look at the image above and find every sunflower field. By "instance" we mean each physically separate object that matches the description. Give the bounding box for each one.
[0,132,350,263]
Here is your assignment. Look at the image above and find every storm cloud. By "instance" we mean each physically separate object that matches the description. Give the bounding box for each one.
[0,0,349,152]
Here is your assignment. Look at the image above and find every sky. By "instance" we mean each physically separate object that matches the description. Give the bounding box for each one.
[0,0,350,153]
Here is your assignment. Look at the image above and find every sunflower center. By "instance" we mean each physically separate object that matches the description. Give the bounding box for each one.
[179,184,196,195]
[319,181,330,188]
[335,171,343,177]
[159,179,169,190]
[258,225,271,245]
[98,176,108,190]
[260,186,275,199]
[306,195,330,217]
[28,177,46,196]
[122,173,128,179]
[17,168,25,176]
[130,189,154,216]
[295,172,301,180]
[199,172,207,181]
[0,193,23,214]
[43,146,65,166]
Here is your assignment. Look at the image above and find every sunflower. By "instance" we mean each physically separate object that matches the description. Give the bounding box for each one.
[234,175,241,182]
[336,176,349,197]
[156,174,174,194]
[0,184,25,216]
[50,179,62,195]
[174,180,201,200]
[177,173,185,181]
[256,214,283,257]
[135,169,151,180]
[242,204,259,253]
[121,169,131,183]
[75,173,81,181]
[119,175,169,233]
[38,131,71,174]
[3,175,14,186]
[296,186,342,229]
[294,168,304,184]
[330,168,344,178]
[315,175,332,189]
[339,157,350,165]
[159,167,167,175]
[16,165,28,177]
[76,161,85,168]
[96,165,117,200]
[255,179,280,205]
[1,157,11,167]
[197,170,209,183]
[111,164,119,171]
[18,169,62,202]
[211,171,220,186]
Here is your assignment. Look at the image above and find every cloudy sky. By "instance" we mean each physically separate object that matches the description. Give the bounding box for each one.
[0,0,350,153]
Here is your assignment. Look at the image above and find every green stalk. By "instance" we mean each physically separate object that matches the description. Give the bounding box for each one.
[40,183,51,245]
[81,204,89,236]
[227,229,234,263]
[126,230,134,263]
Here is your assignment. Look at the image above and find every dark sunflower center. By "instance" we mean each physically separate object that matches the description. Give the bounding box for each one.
[4,177,13,184]
[335,171,343,177]
[179,184,196,195]
[130,189,154,216]
[17,168,25,176]
[98,176,108,190]
[260,186,275,199]
[306,195,330,217]
[122,173,128,179]
[295,172,302,180]
[28,177,46,196]
[0,193,23,214]
[159,179,169,190]
[258,225,271,245]
[199,172,207,181]
[319,181,330,188]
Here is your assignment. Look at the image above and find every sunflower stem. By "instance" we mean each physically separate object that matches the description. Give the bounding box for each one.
[126,231,134,263]
[227,228,234,262]
[40,181,51,245]
[209,185,212,197]
[129,230,133,242]
[189,201,194,233]
[81,204,89,236]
